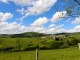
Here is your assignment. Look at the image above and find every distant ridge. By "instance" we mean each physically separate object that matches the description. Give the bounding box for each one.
[10,32,50,38]
[0,32,80,38]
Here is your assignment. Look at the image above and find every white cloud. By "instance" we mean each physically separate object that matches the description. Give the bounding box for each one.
[0,0,8,3]
[27,0,57,15]
[0,12,13,22]
[24,24,80,34]
[1,22,80,34]
[68,25,80,33]
[0,12,80,34]
[13,0,35,6]
[48,24,56,28]
[46,24,65,34]
[65,18,71,22]
[0,13,66,34]
[46,28,65,34]
[0,12,29,34]
[71,17,80,24]
[51,11,66,23]
[17,7,26,15]
[30,17,49,33]
[0,22,28,34]
[1,19,80,34]
[29,27,45,33]
[31,17,48,27]
[29,24,65,34]
[0,16,48,34]
[15,0,57,20]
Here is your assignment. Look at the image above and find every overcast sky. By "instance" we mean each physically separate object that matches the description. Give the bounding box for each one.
[0,0,80,34]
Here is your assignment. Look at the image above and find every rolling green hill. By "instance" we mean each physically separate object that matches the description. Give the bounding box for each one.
[0,32,80,52]
[0,32,51,38]
[1,32,80,38]
[0,32,80,60]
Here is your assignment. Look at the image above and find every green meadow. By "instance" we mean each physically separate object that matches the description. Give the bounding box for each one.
[0,47,80,60]
[0,32,80,60]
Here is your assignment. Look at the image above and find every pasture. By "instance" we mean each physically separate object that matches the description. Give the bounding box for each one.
[0,47,80,60]
[0,37,62,51]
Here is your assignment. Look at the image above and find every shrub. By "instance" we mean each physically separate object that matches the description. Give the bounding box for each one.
[0,46,14,52]
[67,37,78,45]
[39,40,62,49]
[50,41,63,49]
[23,43,38,51]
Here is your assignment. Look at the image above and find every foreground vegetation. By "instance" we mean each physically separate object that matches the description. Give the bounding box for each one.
[0,32,80,60]
[0,32,80,52]
[0,47,80,60]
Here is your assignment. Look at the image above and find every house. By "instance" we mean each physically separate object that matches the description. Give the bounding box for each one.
[41,36,46,39]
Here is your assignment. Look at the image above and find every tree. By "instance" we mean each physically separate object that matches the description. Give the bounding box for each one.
[16,39,22,51]
[63,0,80,17]
[55,0,80,19]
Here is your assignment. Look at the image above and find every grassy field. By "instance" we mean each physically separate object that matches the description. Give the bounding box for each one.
[0,37,61,51]
[0,38,41,47]
[0,47,80,60]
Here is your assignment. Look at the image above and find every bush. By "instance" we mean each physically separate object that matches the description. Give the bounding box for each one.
[50,41,63,49]
[0,46,14,52]
[23,40,63,50]
[39,40,62,49]
[67,37,78,45]
[23,43,38,51]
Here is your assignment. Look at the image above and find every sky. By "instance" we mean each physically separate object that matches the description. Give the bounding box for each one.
[0,0,80,34]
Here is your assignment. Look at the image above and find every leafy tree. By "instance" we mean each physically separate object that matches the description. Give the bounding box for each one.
[55,0,80,20]
[16,39,22,51]
[63,0,80,17]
